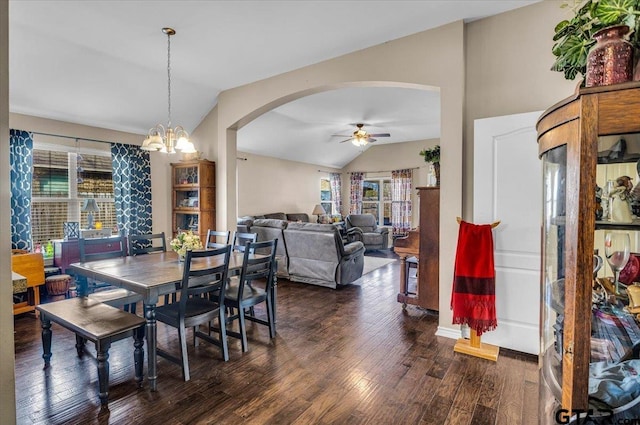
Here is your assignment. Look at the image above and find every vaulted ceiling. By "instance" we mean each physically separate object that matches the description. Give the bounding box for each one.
[9,1,539,167]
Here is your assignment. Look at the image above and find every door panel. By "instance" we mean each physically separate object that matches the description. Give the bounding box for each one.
[473,111,542,354]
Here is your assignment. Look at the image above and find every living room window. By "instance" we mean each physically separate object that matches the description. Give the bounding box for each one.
[362,179,391,225]
[31,147,116,245]
[320,178,333,215]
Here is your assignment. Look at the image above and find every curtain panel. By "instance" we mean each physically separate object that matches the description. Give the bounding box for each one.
[111,143,152,237]
[391,168,413,236]
[329,172,342,215]
[10,129,34,250]
[349,172,364,214]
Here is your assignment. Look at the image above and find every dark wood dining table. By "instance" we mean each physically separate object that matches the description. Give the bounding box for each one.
[69,250,259,391]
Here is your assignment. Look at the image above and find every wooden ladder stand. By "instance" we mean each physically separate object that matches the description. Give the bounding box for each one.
[453,217,500,362]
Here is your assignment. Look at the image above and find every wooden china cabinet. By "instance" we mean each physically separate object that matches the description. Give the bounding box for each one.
[537,82,640,422]
[171,159,215,241]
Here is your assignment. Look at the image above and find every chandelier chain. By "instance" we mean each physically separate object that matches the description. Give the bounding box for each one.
[167,30,172,128]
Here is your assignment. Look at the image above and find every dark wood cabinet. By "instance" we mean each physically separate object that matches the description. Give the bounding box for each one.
[396,186,439,311]
[53,237,123,273]
[171,159,215,241]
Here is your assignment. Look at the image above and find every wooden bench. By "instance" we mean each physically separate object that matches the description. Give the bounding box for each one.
[36,297,146,406]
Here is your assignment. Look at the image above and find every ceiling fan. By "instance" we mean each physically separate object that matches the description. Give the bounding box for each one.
[333,123,390,147]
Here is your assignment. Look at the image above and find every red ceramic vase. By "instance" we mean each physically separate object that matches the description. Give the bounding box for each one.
[586,25,634,87]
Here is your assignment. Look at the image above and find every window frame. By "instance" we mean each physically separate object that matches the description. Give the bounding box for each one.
[362,177,391,226]
[31,142,116,245]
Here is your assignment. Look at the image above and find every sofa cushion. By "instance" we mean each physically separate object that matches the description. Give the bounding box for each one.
[263,212,287,220]
[346,214,377,233]
[286,213,309,222]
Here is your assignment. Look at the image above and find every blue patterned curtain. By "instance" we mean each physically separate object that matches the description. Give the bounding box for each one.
[10,130,34,250]
[111,143,152,237]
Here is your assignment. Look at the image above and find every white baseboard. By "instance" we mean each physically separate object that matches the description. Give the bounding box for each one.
[435,326,460,340]
[436,321,539,355]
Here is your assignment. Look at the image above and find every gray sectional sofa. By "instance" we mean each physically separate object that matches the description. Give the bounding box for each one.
[250,219,365,289]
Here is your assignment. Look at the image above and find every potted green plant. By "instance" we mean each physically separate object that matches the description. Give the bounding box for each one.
[419,145,440,186]
[551,0,640,83]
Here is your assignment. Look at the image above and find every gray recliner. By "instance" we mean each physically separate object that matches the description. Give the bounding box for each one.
[345,214,389,251]
[284,222,365,288]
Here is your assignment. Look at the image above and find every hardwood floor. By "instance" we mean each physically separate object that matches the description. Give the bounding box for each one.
[14,251,538,425]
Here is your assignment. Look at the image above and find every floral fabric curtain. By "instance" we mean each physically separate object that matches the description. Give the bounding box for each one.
[391,168,413,236]
[10,129,34,250]
[329,172,342,215]
[349,172,364,214]
[111,143,152,237]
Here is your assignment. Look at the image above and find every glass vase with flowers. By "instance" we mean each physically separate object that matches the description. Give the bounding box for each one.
[170,230,203,262]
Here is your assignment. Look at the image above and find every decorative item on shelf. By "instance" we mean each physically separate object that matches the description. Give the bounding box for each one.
[604,231,631,295]
[63,222,80,240]
[312,204,326,223]
[140,28,196,155]
[82,198,100,229]
[419,145,440,186]
[610,176,634,223]
[169,230,203,262]
[595,184,604,220]
[586,24,634,87]
[551,0,640,86]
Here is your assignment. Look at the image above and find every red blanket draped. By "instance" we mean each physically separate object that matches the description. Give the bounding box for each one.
[451,220,497,336]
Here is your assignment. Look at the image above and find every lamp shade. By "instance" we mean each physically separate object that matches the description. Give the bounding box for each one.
[312,204,326,216]
[82,198,100,213]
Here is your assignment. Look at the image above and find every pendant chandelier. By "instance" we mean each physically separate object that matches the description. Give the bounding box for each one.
[141,28,196,154]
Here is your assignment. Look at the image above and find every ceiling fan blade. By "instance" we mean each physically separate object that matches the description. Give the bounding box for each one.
[331,134,353,138]
[367,138,377,143]
[369,133,390,137]
[339,138,354,143]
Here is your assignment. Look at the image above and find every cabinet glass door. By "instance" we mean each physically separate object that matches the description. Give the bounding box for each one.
[540,144,567,419]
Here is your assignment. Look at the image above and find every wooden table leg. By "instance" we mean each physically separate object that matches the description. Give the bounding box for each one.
[145,303,158,391]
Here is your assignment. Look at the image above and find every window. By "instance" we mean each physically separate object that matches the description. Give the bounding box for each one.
[320,178,333,215]
[362,178,391,225]
[31,147,116,245]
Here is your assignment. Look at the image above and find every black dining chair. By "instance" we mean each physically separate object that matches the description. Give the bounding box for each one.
[231,231,257,253]
[78,236,143,314]
[154,245,232,381]
[213,239,277,353]
[205,229,231,249]
[128,232,167,255]
[128,232,174,305]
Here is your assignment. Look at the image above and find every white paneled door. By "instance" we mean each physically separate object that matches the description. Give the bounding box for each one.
[473,111,543,355]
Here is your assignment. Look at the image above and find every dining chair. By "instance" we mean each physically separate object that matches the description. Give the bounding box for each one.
[128,232,174,305]
[154,245,232,381]
[231,231,257,253]
[205,229,231,248]
[128,232,167,256]
[214,239,277,353]
[78,236,143,314]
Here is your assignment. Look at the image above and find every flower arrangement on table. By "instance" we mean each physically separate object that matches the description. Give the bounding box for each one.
[170,230,203,260]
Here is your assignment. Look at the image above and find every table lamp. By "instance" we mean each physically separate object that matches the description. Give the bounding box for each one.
[82,198,100,229]
[312,204,326,223]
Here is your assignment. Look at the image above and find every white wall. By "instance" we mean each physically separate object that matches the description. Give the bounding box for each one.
[0,1,15,423]
[237,151,341,218]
